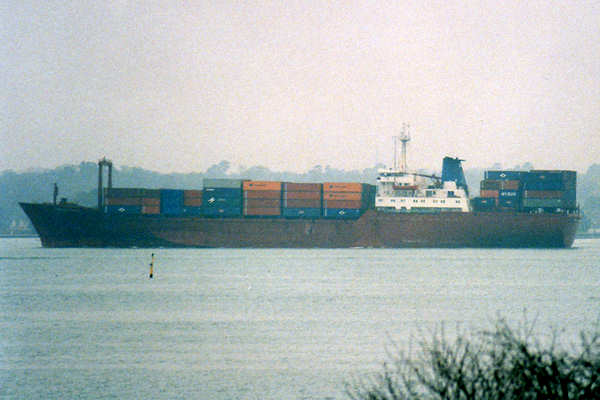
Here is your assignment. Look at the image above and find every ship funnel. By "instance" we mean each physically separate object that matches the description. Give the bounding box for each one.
[442,157,469,196]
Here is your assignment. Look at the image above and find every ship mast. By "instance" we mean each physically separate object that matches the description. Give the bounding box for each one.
[393,123,411,172]
[392,124,409,171]
[389,125,439,180]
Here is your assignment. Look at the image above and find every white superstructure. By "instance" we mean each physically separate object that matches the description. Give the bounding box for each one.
[375,168,470,213]
[375,129,470,213]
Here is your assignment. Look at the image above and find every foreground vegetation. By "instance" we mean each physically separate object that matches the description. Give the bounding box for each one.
[347,319,600,400]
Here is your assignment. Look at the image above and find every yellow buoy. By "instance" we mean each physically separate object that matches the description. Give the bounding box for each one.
[149,253,154,278]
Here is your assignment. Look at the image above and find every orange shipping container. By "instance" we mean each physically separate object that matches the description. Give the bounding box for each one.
[323,192,362,201]
[142,198,160,206]
[244,198,281,208]
[243,181,282,191]
[323,182,363,193]
[283,191,322,200]
[183,198,203,207]
[323,200,362,209]
[142,205,160,214]
[244,207,281,216]
[284,182,322,192]
[480,190,499,198]
[244,190,281,199]
[284,199,322,208]
[105,197,142,206]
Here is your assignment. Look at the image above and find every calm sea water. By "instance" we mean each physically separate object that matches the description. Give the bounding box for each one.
[1,238,599,399]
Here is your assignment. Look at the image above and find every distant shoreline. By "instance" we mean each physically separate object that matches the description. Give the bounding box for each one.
[0,234,38,238]
[576,233,600,239]
[0,233,599,240]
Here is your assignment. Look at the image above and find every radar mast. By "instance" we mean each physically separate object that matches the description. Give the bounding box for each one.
[399,123,410,172]
[392,123,411,171]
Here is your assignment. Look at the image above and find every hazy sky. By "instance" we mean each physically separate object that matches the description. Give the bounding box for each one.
[2,1,599,173]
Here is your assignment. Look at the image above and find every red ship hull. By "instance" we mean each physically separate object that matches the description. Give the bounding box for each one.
[20,203,578,248]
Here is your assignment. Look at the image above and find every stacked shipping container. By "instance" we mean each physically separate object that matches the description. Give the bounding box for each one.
[160,189,184,215]
[282,182,322,218]
[522,170,576,210]
[479,178,521,210]
[472,170,576,213]
[322,182,375,218]
[104,180,374,219]
[104,188,160,215]
[183,190,203,215]
[202,179,243,217]
[243,181,282,216]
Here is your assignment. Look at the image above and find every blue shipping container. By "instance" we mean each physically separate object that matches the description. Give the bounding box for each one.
[485,171,524,180]
[202,207,242,217]
[523,198,564,208]
[498,198,518,208]
[471,198,496,211]
[323,208,362,219]
[160,189,184,215]
[182,206,203,216]
[523,171,563,184]
[282,208,321,218]
[105,205,142,215]
[202,188,242,198]
[202,197,242,207]
[499,190,520,199]
[523,181,563,191]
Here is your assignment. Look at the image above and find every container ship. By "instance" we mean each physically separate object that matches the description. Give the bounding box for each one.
[20,145,579,248]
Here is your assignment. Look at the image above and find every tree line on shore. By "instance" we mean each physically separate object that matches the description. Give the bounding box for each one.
[1,160,598,234]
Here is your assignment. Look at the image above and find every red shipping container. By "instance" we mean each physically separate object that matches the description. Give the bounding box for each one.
[501,180,521,190]
[243,181,282,191]
[283,191,322,200]
[142,198,160,206]
[244,190,281,199]
[142,205,160,214]
[284,199,322,208]
[244,199,281,208]
[284,182,322,192]
[323,182,363,193]
[323,200,362,209]
[323,192,362,200]
[523,190,564,199]
[480,190,499,198]
[244,207,281,216]
[184,190,203,199]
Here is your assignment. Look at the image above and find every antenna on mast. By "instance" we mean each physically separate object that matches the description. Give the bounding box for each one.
[399,123,411,172]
